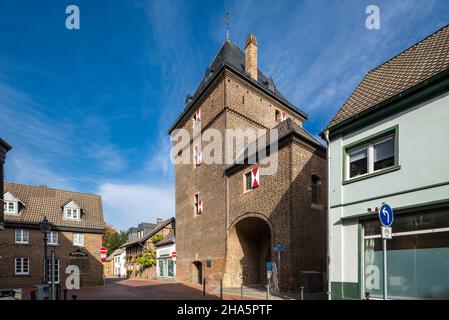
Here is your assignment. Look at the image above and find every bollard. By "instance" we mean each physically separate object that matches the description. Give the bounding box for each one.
[72,294,77,300]
[300,286,304,300]
[220,280,223,300]
[63,289,68,301]
[240,285,243,300]
[266,283,269,300]
[202,278,206,296]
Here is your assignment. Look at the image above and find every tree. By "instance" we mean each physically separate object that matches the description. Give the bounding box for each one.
[136,248,157,269]
[150,234,164,243]
[103,225,128,255]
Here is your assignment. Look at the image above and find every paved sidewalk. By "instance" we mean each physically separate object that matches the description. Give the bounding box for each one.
[22,278,249,300]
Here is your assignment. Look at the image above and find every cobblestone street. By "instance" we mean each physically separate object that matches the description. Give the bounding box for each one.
[22,278,250,300]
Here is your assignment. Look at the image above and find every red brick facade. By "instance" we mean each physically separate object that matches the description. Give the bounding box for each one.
[172,35,327,291]
[0,227,103,288]
[0,183,105,290]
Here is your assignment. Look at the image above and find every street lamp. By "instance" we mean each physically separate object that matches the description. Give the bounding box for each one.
[39,216,51,284]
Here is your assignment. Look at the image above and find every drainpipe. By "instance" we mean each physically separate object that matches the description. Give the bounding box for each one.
[323,130,331,300]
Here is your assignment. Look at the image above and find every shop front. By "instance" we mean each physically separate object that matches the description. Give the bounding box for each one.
[362,205,449,299]
[156,237,176,280]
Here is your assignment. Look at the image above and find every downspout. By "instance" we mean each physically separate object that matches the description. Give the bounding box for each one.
[323,130,331,300]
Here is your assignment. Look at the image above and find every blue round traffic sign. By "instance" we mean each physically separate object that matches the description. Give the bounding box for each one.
[379,203,394,227]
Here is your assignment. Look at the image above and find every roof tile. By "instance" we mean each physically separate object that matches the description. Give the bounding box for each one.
[327,24,449,130]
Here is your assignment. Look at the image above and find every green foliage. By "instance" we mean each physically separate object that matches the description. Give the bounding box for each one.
[136,247,156,269]
[150,234,164,243]
[103,225,129,255]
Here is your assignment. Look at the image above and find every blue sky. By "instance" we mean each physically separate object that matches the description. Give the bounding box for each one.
[1,0,448,230]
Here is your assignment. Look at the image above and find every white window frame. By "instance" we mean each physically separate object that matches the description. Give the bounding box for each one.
[65,208,81,220]
[346,134,395,181]
[48,231,59,245]
[15,229,29,244]
[46,257,60,284]
[73,233,85,246]
[4,201,18,215]
[15,258,29,275]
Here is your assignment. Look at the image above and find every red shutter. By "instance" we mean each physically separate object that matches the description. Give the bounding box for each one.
[198,151,202,165]
[281,112,287,121]
[251,166,260,189]
[195,148,202,166]
[198,200,203,215]
[195,107,201,122]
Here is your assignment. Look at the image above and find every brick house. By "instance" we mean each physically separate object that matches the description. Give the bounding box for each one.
[169,34,327,291]
[0,138,12,232]
[0,182,105,289]
[121,217,175,279]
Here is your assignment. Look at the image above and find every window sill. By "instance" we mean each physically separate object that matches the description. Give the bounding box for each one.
[343,165,401,185]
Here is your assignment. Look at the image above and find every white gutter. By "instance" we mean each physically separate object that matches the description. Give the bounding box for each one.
[323,130,331,300]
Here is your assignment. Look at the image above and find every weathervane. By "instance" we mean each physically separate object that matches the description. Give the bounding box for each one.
[223,12,234,41]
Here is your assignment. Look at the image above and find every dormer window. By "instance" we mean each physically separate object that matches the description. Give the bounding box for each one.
[65,208,80,220]
[63,200,82,220]
[3,191,23,215]
[4,201,17,215]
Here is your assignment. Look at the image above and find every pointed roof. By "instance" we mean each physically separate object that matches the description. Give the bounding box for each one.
[325,24,449,132]
[168,40,308,133]
[0,138,12,152]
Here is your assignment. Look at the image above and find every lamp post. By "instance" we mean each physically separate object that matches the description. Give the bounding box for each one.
[39,217,51,284]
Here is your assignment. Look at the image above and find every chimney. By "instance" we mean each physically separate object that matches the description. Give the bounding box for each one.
[156,218,163,224]
[245,33,258,81]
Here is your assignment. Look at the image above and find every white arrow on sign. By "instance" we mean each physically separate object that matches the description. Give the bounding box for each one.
[382,207,391,225]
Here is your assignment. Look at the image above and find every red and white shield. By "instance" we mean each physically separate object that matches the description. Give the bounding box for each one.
[251,166,260,189]
[281,112,287,121]
[198,199,203,215]
[194,108,201,122]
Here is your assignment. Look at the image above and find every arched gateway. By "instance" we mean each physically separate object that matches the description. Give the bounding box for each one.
[223,216,272,288]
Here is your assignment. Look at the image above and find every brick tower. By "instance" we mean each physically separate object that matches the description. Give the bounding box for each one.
[168,34,327,291]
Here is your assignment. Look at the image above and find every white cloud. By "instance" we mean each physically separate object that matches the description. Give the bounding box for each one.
[98,183,175,230]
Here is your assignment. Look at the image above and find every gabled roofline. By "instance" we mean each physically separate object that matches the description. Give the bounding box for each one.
[0,138,12,152]
[321,67,449,139]
[3,190,26,207]
[60,199,82,209]
[225,118,326,175]
[167,64,308,135]
[121,217,175,248]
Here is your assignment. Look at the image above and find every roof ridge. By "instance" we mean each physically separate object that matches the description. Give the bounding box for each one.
[4,181,101,198]
[368,23,449,75]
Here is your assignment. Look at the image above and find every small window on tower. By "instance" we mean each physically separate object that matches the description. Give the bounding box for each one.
[275,110,281,123]
[245,172,252,191]
[194,193,199,216]
[311,175,319,205]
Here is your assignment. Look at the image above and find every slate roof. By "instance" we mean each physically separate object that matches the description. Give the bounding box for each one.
[4,182,105,231]
[326,24,449,131]
[168,40,308,133]
[0,138,12,152]
[121,217,175,248]
[225,118,325,173]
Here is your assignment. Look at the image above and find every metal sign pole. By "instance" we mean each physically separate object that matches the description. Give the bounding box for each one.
[379,203,393,301]
[383,238,387,300]
[51,250,56,300]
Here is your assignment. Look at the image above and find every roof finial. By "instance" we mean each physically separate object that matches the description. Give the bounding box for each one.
[223,12,234,41]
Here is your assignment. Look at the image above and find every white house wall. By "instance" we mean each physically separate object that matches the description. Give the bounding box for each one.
[328,91,449,299]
